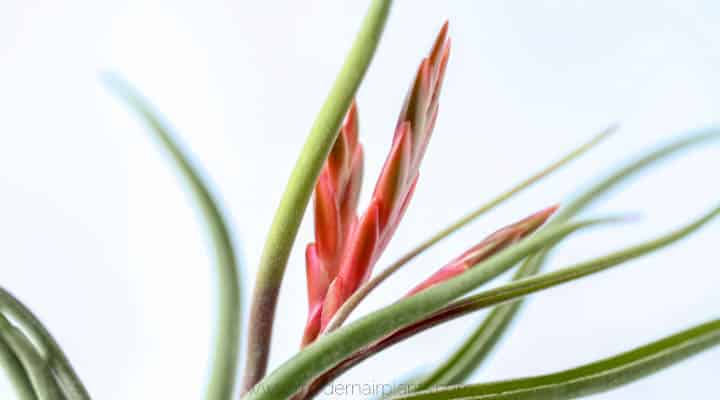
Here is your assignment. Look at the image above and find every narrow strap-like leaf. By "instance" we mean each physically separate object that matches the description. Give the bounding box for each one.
[0,328,38,400]
[324,126,616,333]
[241,219,612,400]
[104,77,242,400]
[0,287,88,399]
[412,129,720,391]
[0,314,64,400]
[408,299,520,391]
[242,0,394,390]
[391,319,720,400]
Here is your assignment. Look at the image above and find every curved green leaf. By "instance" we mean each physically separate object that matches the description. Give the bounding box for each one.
[249,196,717,400]
[298,206,717,398]
[412,129,720,391]
[0,314,63,400]
[241,218,613,400]
[410,299,520,391]
[0,326,37,400]
[303,216,628,399]
[392,319,720,399]
[104,77,242,400]
[242,0,394,390]
[324,125,617,333]
[0,287,88,399]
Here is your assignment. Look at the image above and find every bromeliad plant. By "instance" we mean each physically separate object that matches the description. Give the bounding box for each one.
[1,1,718,399]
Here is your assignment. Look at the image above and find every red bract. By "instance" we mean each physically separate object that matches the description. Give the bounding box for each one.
[302,22,451,346]
[303,102,363,346]
[406,205,558,297]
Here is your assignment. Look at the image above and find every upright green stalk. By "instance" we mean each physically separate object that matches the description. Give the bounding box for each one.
[242,0,394,392]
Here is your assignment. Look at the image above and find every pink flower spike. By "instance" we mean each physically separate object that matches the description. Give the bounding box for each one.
[303,23,452,345]
[406,205,559,297]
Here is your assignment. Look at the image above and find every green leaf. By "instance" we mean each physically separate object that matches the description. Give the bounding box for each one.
[248,193,718,400]
[0,287,89,399]
[406,299,520,391]
[391,319,720,400]
[104,76,242,400]
[412,129,720,391]
[0,324,37,400]
[241,218,612,400]
[242,0,394,390]
[0,314,63,400]
[324,125,617,333]
[300,205,717,398]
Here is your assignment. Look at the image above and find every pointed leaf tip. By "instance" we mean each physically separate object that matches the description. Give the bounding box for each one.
[527,204,560,226]
[429,21,450,69]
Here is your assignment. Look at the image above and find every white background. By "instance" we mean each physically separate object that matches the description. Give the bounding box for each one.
[1,1,719,399]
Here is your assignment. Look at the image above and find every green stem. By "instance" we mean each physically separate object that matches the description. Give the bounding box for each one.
[242,0,394,392]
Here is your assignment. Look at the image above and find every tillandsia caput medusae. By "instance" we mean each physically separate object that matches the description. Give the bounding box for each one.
[1,1,719,400]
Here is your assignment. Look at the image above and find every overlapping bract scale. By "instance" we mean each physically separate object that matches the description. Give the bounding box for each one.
[302,23,451,346]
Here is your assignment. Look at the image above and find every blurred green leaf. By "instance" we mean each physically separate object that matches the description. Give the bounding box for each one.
[104,76,242,400]
[0,287,88,399]
[0,314,63,400]
[0,322,37,400]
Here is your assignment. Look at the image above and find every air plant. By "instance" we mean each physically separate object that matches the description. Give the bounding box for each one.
[1,1,718,400]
